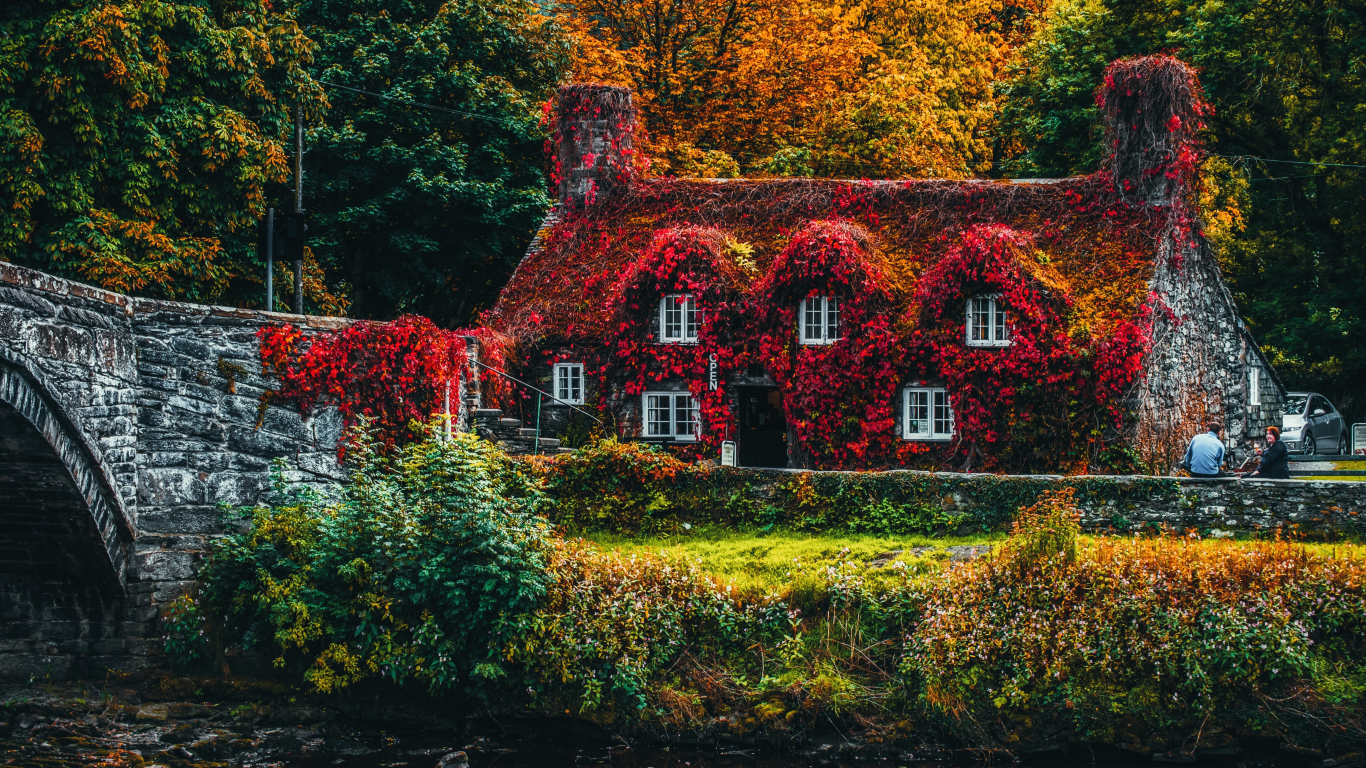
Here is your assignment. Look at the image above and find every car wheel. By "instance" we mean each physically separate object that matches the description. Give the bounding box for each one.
[1341,433,1351,455]
[1304,435,1316,456]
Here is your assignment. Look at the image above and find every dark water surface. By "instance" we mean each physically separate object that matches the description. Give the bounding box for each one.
[0,687,1295,768]
[281,738,1286,768]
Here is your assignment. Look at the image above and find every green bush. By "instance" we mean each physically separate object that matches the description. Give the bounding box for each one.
[199,426,552,694]
[161,594,208,667]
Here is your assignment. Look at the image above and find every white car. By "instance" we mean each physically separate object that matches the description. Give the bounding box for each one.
[1280,391,1349,455]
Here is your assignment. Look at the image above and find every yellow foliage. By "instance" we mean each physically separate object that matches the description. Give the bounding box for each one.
[559,0,1034,178]
[1198,156,1251,266]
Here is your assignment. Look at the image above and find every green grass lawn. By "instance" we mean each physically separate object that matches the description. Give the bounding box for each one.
[573,526,1366,598]
[576,527,1005,594]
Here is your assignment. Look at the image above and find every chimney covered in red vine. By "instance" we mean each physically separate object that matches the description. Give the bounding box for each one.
[553,84,638,207]
[1098,56,1209,206]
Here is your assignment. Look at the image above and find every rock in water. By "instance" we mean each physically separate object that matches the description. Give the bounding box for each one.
[437,751,469,768]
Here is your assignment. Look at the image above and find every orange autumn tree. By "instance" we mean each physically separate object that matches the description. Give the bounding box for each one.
[557,0,871,176]
[557,0,1034,179]
[820,0,1041,177]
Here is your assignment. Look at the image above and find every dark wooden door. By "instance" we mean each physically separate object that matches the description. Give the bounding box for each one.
[739,387,788,468]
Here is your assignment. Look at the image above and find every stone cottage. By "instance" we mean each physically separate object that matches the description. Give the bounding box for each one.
[482,56,1285,473]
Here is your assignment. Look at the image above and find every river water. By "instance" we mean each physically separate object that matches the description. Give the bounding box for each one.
[0,685,1291,768]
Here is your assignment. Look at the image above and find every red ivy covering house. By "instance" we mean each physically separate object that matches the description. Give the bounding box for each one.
[478,58,1286,474]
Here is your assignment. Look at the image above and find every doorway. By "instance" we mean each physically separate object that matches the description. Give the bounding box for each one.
[738,387,788,468]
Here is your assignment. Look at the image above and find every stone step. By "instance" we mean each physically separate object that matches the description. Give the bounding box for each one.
[537,438,561,449]
[472,408,503,419]
[517,428,540,437]
[499,418,522,428]
[556,447,576,455]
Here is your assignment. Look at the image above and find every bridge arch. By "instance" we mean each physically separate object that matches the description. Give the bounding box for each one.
[0,347,134,594]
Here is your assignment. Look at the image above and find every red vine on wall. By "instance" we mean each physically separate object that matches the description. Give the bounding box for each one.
[752,220,909,467]
[477,55,1218,473]
[546,84,648,207]
[257,316,468,453]
[600,228,747,452]
[908,224,1150,472]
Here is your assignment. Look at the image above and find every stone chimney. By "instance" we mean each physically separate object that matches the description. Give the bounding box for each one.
[553,84,637,207]
[1098,56,1206,206]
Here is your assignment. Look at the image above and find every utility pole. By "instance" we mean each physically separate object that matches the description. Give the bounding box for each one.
[293,104,305,315]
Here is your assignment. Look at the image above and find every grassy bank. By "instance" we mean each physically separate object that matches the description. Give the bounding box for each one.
[176,432,1366,756]
[580,528,1002,594]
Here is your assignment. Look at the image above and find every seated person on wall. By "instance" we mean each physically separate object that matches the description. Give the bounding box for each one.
[1182,421,1227,478]
[1246,426,1291,479]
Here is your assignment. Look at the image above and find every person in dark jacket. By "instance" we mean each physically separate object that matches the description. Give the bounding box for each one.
[1247,426,1290,479]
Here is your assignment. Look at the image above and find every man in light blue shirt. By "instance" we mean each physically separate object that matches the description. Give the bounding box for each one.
[1183,422,1226,477]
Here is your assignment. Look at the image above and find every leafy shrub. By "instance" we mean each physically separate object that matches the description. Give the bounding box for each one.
[530,445,1178,536]
[903,525,1366,743]
[161,594,208,667]
[200,427,776,713]
[192,431,1366,749]
[1003,487,1080,571]
[505,540,781,714]
[533,439,688,532]
[199,426,553,694]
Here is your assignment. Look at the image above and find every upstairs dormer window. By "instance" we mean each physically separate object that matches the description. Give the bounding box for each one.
[966,295,1011,347]
[660,294,700,343]
[553,362,584,405]
[799,296,840,345]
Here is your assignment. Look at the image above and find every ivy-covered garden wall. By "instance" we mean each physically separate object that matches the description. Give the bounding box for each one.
[531,442,1366,537]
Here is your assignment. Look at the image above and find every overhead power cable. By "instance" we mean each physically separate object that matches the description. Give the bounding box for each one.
[1214,154,1366,170]
[319,80,524,128]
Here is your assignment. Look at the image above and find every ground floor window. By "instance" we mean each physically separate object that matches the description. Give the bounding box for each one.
[643,392,699,441]
[553,362,584,405]
[904,387,954,440]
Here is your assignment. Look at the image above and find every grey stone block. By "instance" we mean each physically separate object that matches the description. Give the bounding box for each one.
[137,468,206,506]
[206,472,267,506]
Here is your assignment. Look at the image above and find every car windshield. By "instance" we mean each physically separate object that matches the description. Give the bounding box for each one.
[1283,394,1309,415]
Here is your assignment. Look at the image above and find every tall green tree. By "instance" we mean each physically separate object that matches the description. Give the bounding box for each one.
[0,0,322,302]
[997,0,1366,425]
[295,0,570,325]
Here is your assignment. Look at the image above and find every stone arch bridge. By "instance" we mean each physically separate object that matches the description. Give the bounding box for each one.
[0,262,357,678]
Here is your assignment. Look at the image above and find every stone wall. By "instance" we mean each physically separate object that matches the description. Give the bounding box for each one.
[1138,231,1286,470]
[127,297,351,633]
[716,467,1366,536]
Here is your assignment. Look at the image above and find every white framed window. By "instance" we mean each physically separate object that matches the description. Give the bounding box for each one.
[553,362,584,405]
[1248,366,1261,406]
[798,296,840,345]
[966,295,1011,347]
[659,294,700,343]
[643,392,699,442]
[903,387,955,440]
